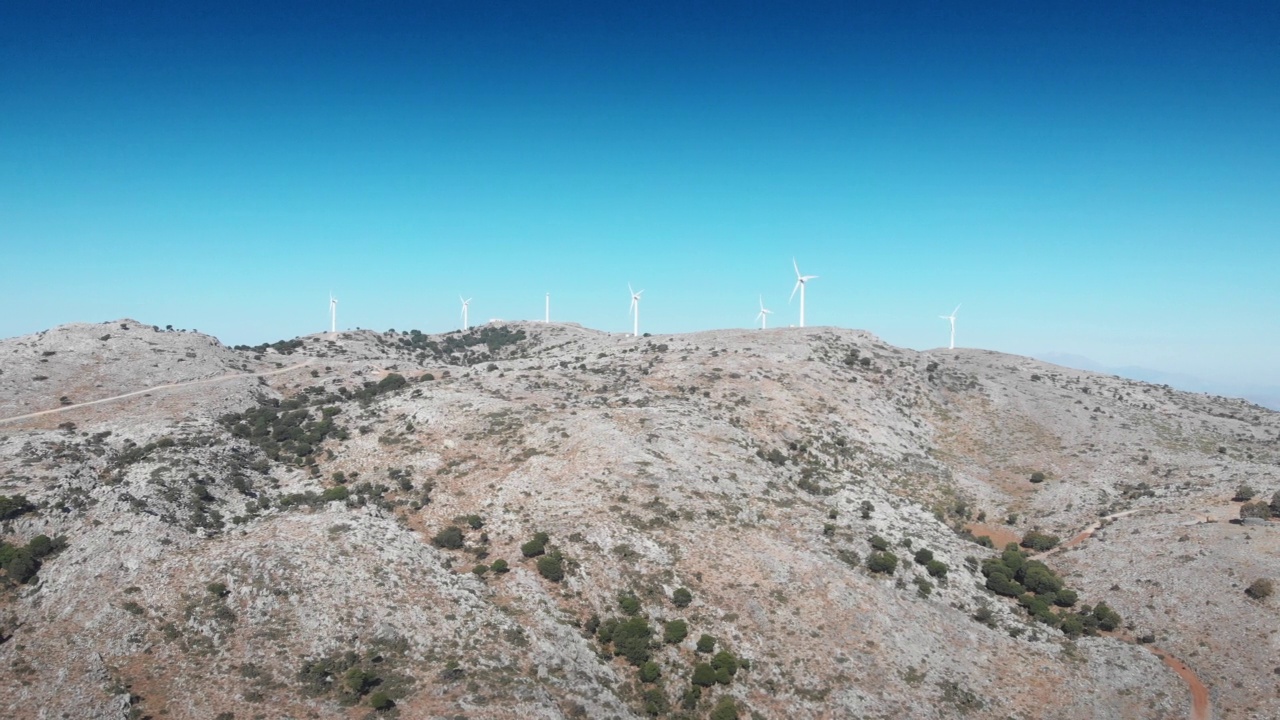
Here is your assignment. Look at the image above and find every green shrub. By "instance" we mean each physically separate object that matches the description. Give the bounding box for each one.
[1052,588,1078,607]
[696,634,716,653]
[983,568,1024,597]
[521,532,549,557]
[672,587,692,607]
[472,564,489,576]
[490,558,509,574]
[206,581,229,597]
[618,592,641,615]
[1270,490,1280,515]
[369,690,394,711]
[681,686,702,710]
[1233,484,1257,501]
[691,662,717,687]
[709,696,740,720]
[642,687,669,716]
[1029,472,1046,483]
[536,551,565,582]
[0,494,35,521]
[866,551,898,574]
[1059,613,1085,638]
[611,617,653,666]
[860,500,874,519]
[711,650,738,681]
[320,485,349,502]
[925,559,948,578]
[432,526,465,549]
[345,667,377,695]
[664,619,688,644]
[639,660,660,683]
[869,535,890,551]
[1245,578,1273,600]
[463,514,483,529]
[913,548,934,565]
[1019,531,1060,552]
[1240,501,1271,520]
[1092,602,1122,631]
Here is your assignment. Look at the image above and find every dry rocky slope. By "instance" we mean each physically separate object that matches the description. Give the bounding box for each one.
[1,319,1276,719]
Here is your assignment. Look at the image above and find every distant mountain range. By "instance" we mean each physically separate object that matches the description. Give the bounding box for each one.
[1034,352,1280,411]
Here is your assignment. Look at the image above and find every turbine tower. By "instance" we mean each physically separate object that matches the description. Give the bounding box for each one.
[940,304,961,350]
[329,293,337,334]
[628,283,644,337]
[545,293,550,323]
[789,259,818,328]
[460,296,472,331]
[757,295,773,329]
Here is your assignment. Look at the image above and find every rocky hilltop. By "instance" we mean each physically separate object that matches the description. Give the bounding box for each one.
[1,319,1276,719]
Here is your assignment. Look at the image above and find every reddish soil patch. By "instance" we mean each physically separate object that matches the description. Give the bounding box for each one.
[964,522,1021,548]
[1152,648,1211,720]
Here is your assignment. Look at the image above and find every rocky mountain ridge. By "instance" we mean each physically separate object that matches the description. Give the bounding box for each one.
[1,319,1276,719]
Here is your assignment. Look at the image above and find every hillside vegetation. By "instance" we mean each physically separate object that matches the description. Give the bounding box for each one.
[1,319,1276,719]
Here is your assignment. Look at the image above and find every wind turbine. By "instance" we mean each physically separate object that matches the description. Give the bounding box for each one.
[940,305,960,349]
[329,293,337,334]
[789,259,818,328]
[757,295,773,329]
[460,296,472,331]
[628,283,643,337]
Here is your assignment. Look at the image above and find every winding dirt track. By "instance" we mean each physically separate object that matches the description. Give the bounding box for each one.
[0,359,315,426]
[1041,510,1211,720]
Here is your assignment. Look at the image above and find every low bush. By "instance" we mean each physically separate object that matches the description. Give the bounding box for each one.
[691,662,717,687]
[431,526,464,550]
[709,696,740,720]
[925,559,948,578]
[663,619,688,644]
[1019,531,1060,552]
[867,551,898,574]
[618,591,641,615]
[913,548,934,565]
[672,587,692,607]
[696,634,716,653]
[521,532,549,557]
[0,494,35,521]
[1240,501,1271,520]
[536,551,565,582]
[1245,578,1273,601]
[1233,484,1257,501]
[1029,471,1046,483]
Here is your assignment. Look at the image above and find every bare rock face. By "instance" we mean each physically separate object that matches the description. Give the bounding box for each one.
[1,320,1276,719]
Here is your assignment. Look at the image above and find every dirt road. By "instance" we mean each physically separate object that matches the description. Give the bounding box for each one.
[1038,509,1211,719]
[0,360,315,425]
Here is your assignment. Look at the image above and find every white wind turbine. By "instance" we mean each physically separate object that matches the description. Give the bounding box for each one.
[757,295,773,329]
[329,292,338,334]
[628,283,644,337]
[940,304,960,349]
[789,259,818,328]
[460,296,472,331]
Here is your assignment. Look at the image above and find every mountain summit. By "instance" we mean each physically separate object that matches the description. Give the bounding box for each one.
[1,319,1275,719]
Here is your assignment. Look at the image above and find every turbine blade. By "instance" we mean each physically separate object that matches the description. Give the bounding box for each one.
[952,304,961,316]
[789,281,800,303]
[793,258,801,278]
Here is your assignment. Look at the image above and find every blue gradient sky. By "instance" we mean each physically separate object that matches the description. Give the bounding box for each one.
[3,2,1278,386]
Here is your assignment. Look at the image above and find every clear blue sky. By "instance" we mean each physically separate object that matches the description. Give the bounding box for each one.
[3,1,1278,386]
